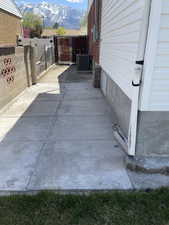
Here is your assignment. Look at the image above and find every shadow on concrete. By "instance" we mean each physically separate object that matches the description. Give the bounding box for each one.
[58,64,92,83]
[0,64,93,144]
[0,65,132,192]
[0,64,93,191]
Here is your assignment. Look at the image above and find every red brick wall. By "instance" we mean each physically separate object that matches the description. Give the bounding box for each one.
[88,0,102,64]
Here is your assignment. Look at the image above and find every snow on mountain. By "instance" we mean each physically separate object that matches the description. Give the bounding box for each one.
[17,1,85,29]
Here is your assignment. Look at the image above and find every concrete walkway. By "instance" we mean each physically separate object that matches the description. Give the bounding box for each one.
[0,65,132,192]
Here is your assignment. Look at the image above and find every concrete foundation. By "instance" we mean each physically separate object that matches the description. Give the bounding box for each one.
[126,111,169,175]
[93,63,101,88]
[136,111,169,156]
[101,70,131,138]
[101,69,169,173]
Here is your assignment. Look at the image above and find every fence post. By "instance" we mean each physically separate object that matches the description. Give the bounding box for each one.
[44,45,48,70]
[24,46,32,87]
[52,45,55,64]
[30,45,37,85]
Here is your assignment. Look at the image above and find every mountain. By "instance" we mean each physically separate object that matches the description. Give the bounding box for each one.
[16,1,86,29]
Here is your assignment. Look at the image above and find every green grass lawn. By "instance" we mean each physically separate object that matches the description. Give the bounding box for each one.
[0,189,169,225]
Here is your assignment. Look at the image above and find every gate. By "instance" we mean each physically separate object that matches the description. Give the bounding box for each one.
[58,37,72,64]
[54,36,88,64]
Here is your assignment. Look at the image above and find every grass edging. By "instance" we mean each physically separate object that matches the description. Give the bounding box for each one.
[0,188,169,225]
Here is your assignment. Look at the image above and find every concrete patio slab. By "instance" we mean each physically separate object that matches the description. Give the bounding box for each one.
[39,65,69,83]
[64,83,93,89]
[0,117,19,140]
[64,92,103,101]
[1,100,60,117]
[0,141,43,191]
[64,83,103,100]
[58,99,111,116]
[28,83,62,93]
[0,117,53,141]
[0,65,133,192]
[50,115,114,141]
[18,83,64,102]
[55,66,92,83]
[31,92,64,102]
[29,140,132,190]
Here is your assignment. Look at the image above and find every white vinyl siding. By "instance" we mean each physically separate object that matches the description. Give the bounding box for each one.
[0,0,22,18]
[140,0,169,111]
[149,0,169,110]
[100,0,146,99]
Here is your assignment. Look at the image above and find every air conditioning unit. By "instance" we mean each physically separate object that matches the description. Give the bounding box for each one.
[76,54,92,72]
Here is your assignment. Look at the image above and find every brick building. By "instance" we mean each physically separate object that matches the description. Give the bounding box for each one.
[0,0,22,47]
[88,0,102,87]
[88,0,102,65]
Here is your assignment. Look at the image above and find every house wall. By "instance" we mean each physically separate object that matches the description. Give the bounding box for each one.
[101,70,131,137]
[99,0,169,161]
[100,0,147,99]
[134,0,169,157]
[140,0,169,111]
[100,0,147,138]
[0,9,22,47]
[135,111,169,156]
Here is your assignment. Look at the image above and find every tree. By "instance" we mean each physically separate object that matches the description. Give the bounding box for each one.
[56,27,66,36]
[53,22,59,29]
[80,13,87,28]
[23,13,43,38]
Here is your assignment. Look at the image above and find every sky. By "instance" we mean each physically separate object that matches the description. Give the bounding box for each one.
[16,0,88,9]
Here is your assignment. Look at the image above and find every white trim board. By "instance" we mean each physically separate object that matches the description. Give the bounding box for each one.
[139,0,163,111]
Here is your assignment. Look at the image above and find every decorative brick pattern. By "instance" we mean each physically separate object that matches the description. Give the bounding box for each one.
[0,47,27,110]
[1,57,16,85]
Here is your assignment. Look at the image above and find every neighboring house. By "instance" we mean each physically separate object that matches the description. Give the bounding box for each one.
[0,1,28,111]
[41,29,87,38]
[88,0,102,66]
[0,0,22,47]
[88,0,169,171]
[23,28,31,38]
